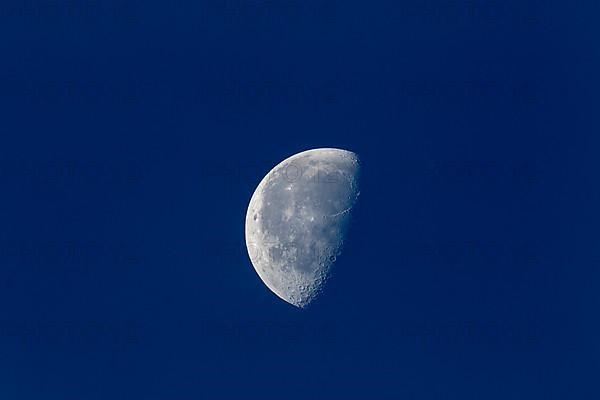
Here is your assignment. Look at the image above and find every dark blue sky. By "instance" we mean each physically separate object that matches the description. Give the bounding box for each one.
[1,1,599,398]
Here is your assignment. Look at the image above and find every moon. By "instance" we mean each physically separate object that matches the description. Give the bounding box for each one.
[245,148,361,308]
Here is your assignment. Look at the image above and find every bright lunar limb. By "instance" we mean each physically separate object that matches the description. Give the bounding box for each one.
[245,148,361,308]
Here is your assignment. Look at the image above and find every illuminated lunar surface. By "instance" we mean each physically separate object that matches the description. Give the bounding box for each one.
[245,148,361,308]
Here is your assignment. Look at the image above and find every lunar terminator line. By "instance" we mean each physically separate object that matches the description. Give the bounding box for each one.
[245,148,361,308]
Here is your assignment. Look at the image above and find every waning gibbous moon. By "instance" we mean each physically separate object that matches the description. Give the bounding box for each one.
[245,148,361,308]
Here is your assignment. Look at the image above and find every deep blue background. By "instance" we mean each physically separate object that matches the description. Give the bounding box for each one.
[1,0,599,398]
